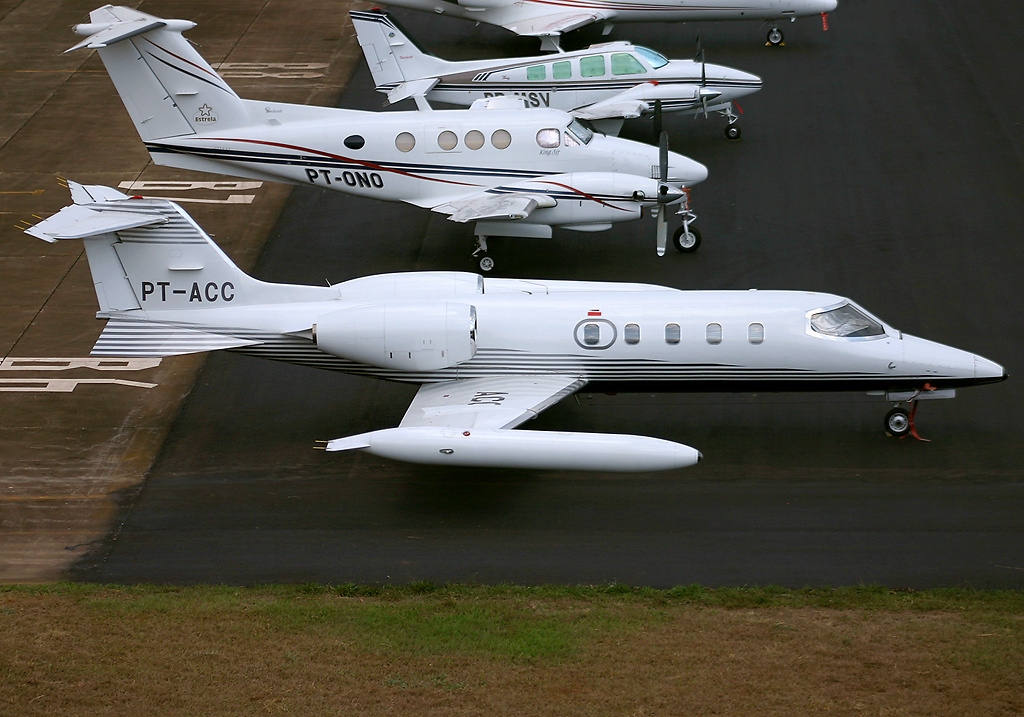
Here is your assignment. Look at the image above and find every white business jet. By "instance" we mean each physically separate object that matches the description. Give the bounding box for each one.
[69,5,709,270]
[352,10,762,140]
[26,183,1006,471]
[376,0,837,51]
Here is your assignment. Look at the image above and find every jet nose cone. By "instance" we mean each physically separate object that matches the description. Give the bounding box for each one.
[668,154,708,186]
[974,354,1008,385]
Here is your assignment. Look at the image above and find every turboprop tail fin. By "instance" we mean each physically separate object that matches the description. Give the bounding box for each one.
[350,10,451,97]
[68,5,251,140]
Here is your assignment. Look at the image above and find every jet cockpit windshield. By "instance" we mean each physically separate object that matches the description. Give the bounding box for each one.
[809,303,887,339]
[634,46,669,69]
[565,118,594,146]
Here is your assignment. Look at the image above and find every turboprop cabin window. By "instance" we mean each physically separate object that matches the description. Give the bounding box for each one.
[611,53,646,76]
[665,323,680,344]
[583,323,601,345]
[624,323,640,344]
[395,132,416,152]
[580,55,606,77]
[635,46,669,69]
[465,130,485,150]
[491,129,512,149]
[706,322,723,344]
[809,304,885,338]
[438,130,458,150]
[536,128,560,148]
[527,65,546,80]
[552,61,572,79]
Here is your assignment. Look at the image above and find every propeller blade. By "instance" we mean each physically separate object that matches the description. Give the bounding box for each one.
[656,205,667,256]
[659,130,668,186]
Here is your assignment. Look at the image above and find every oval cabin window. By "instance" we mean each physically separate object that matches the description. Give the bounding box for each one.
[437,130,458,150]
[491,129,512,149]
[395,132,416,152]
[465,130,485,150]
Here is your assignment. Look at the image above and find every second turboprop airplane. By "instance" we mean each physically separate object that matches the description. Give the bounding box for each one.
[351,10,762,139]
[70,5,709,270]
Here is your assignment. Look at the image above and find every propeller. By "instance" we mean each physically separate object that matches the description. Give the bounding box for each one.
[656,129,670,256]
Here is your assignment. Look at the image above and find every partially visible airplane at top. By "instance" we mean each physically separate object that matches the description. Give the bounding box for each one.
[377,0,838,51]
[26,184,1005,471]
[69,6,709,269]
[352,10,762,140]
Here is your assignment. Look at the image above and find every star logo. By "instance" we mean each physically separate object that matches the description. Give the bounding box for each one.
[197,104,213,118]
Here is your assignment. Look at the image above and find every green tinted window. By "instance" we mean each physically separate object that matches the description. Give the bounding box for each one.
[611,53,646,76]
[526,65,546,80]
[552,61,571,79]
[580,55,606,77]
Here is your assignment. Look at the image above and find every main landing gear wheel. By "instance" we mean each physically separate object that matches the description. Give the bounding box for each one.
[673,225,701,253]
[724,124,742,141]
[478,255,495,272]
[766,27,784,46]
[884,407,911,438]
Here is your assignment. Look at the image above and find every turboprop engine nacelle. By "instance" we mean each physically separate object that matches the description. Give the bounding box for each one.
[314,302,477,371]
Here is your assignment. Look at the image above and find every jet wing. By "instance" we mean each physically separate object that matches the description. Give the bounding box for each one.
[432,191,557,224]
[397,375,587,430]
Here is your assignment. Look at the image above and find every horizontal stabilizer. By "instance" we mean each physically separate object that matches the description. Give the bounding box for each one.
[91,318,262,357]
[387,78,440,105]
[69,182,132,204]
[25,203,166,242]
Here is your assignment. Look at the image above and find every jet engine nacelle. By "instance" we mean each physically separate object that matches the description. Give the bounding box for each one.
[314,302,477,371]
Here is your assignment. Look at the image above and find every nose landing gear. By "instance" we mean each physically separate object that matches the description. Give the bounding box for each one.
[884,385,941,442]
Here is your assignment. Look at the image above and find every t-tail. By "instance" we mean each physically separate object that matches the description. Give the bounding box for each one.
[350,10,452,104]
[67,5,251,141]
[25,181,334,357]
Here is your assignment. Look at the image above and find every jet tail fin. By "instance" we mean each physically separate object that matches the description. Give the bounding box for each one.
[25,181,335,320]
[350,10,451,94]
[68,5,250,141]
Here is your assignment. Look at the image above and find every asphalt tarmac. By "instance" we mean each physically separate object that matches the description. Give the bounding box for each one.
[67,2,1023,587]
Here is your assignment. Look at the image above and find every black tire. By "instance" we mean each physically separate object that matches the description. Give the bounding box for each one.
[767,27,784,46]
[673,225,702,253]
[725,124,742,141]
[479,255,495,272]
[884,407,911,437]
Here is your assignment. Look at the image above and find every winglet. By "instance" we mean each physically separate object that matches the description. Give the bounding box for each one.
[321,433,373,452]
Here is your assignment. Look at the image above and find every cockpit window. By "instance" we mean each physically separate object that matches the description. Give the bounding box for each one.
[809,303,886,338]
[565,118,593,146]
[635,46,669,69]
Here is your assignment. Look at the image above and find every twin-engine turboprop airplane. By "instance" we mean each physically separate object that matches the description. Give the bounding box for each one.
[377,0,837,51]
[69,5,709,270]
[351,10,762,139]
[26,183,1006,471]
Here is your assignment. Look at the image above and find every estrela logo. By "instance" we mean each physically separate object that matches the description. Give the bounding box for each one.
[194,103,218,123]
